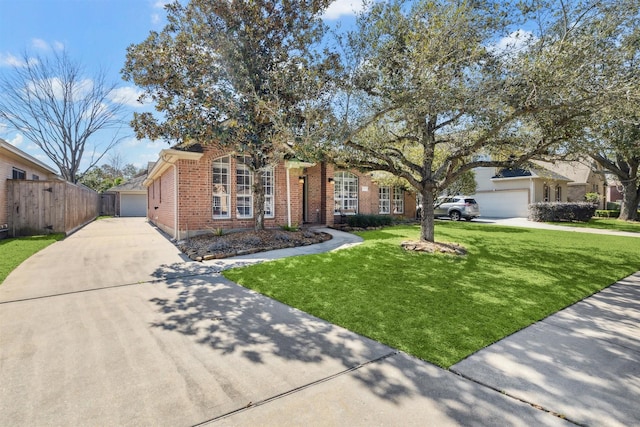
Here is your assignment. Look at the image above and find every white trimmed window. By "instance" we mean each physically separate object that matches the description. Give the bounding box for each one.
[543,184,550,202]
[393,187,404,214]
[555,185,561,202]
[212,156,230,218]
[379,186,391,214]
[262,166,274,218]
[334,171,358,213]
[213,156,231,218]
[236,156,253,218]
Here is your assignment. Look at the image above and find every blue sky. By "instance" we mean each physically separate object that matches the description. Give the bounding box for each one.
[0,0,365,172]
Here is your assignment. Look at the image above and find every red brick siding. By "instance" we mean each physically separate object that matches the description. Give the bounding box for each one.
[147,144,418,237]
[147,166,176,236]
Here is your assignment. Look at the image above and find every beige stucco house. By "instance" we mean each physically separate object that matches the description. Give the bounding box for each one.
[472,160,607,218]
[472,165,572,218]
[1,138,59,233]
[534,160,607,208]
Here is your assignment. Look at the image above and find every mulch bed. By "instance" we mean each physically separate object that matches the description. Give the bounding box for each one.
[177,229,332,261]
[401,240,467,255]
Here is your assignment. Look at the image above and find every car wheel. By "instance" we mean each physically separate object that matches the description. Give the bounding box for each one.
[449,211,461,221]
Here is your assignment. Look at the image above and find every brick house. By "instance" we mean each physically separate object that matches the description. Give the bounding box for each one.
[144,143,416,239]
[1,138,59,233]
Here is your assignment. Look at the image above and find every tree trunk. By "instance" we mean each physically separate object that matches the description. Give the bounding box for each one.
[253,169,266,231]
[419,187,436,242]
[618,178,639,221]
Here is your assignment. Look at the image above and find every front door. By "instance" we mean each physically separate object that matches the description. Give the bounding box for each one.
[301,176,308,223]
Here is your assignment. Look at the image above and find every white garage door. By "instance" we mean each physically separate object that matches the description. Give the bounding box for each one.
[120,194,147,217]
[472,190,529,218]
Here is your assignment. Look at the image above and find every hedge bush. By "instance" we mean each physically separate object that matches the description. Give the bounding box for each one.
[346,214,394,228]
[594,210,620,218]
[528,202,596,222]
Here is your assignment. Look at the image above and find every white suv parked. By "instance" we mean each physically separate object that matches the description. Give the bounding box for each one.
[434,196,481,221]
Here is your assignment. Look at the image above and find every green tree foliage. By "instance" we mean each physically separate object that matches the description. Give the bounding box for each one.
[327,0,631,241]
[589,102,640,221]
[79,161,145,193]
[122,0,337,230]
[561,0,640,221]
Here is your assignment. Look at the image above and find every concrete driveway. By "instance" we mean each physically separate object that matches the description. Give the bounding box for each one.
[0,218,634,426]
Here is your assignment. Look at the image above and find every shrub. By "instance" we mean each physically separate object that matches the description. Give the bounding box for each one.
[528,202,596,222]
[346,214,393,228]
[584,192,601,203]
[280,224,299,232]
[595,210,620,218]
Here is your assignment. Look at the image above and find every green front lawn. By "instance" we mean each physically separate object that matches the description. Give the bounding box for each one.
[224,223,640,368]
[551,218,640,233]
[0,234,65,284]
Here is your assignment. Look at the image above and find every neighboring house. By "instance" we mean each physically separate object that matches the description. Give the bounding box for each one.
[0,138,59,231]
[106,173,148,217]
[472,165,572,218]
[144,143,416,239]
[533,160,607,208]
[606,178,624,205]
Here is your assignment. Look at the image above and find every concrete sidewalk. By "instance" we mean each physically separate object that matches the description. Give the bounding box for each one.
[0,217,638,426]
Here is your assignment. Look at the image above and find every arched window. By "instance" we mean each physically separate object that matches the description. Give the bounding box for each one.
[212,156,230,218]
[334,171,358,213]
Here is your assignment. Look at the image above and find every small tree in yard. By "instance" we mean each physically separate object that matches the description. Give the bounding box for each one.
[0,50,127,183]
[328,0,635,243]
[122,0,337,230]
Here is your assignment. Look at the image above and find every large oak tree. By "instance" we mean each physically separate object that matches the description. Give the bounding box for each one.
[328,0,632,242]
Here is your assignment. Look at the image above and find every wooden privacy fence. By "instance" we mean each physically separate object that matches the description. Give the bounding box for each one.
[100,192,116,216]
[7,180,99,237]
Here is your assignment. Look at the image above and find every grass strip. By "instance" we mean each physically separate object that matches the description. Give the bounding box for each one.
[548,218,640,233]
[0,234,65,284]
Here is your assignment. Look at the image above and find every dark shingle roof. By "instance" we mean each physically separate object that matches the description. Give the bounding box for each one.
[107,174,147,192]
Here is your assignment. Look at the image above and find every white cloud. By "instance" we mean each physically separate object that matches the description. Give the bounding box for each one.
[122,137,143,147]
[322,0,368,20]
[31,38,64,51]
[151,0,171,25]
[0,52,37,68]
[108,86,146,107]
[27,77,94,101]
[146,139,164,149]
[32,38,50,50]
[489,30,536,56]
[8,133,24,147]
